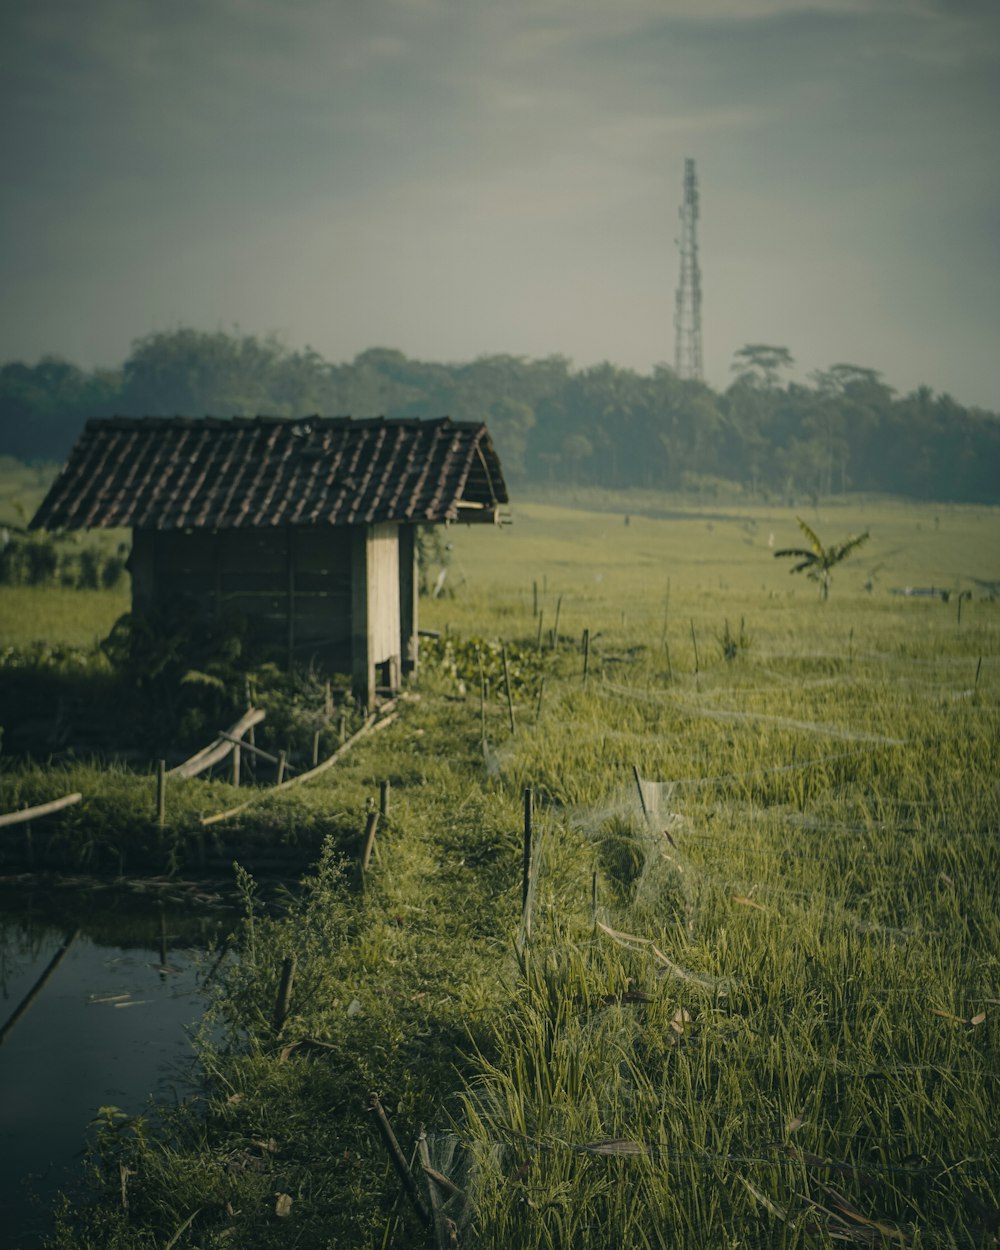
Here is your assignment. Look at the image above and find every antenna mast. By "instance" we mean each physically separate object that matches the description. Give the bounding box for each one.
[674,157,703,381]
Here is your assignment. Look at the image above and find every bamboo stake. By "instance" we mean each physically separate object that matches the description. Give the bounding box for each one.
[501,645,516,734]
[361,807,380,871]
[156,760,166,828]
[0,930,79,1046]
[369,1096,431,1230]
[522,787,533,941]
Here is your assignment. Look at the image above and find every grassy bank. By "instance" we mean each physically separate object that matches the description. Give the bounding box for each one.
[0,491,996,1248]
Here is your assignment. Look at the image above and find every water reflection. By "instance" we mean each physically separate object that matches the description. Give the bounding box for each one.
[0,884,232,1248]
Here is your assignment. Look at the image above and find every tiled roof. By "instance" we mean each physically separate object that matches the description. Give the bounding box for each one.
[30,416,508,531]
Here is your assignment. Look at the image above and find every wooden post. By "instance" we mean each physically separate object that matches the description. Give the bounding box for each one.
[156,759,166,828]
[522,787,533,941]
[276,749,287,785]
[501,644,516,734]
[477,648,487,743]
[361,807,380,871]
[380,779,391,819]
[273,955,296,1034]
[582,629,590,685]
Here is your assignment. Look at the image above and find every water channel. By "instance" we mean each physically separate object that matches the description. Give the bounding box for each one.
[0,880,235,1249]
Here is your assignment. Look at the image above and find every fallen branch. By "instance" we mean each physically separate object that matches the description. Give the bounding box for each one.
[169,708,266,779]
[0,792,82,829]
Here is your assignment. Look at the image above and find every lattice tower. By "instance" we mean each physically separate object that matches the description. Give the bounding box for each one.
[674,157,703,381]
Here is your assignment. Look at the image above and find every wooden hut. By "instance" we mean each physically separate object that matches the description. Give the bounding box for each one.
[30,416,508,707]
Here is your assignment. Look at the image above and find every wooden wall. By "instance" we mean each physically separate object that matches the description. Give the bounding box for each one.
[129,523,419,704]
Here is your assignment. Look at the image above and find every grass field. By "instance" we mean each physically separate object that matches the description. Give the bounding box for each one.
[1,487,998,1249]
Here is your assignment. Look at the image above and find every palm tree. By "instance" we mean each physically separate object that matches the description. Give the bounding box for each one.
[774,517,869,601]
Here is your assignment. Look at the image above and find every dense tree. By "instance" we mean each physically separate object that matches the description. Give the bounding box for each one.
[0,330,997,503]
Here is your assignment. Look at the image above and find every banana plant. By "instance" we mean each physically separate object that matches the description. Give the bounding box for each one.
[774,517,869,600]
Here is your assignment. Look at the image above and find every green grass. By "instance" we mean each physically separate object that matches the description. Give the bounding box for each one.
[2,488,996,1249]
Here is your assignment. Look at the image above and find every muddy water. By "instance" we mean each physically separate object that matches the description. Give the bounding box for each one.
[0,885,232,1248]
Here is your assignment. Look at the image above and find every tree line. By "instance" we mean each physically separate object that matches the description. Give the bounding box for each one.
[2,330,998,503]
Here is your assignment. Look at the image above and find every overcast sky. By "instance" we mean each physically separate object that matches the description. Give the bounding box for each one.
[2,0,998,408]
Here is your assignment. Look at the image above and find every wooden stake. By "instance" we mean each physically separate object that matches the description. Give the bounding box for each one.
[502,644,516,734]
[532,579,538,617]
[522,787,533,941]
[273,955,296,1034]
[156,759,166,828]
[361,807,380,871]
[552,595,562,646]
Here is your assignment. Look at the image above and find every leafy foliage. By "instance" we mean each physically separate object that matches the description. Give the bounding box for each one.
[774,517,870,600]
[2,331,999,503]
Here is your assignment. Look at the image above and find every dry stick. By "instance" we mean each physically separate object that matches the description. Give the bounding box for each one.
[0,930,80,1046]
[272,955,296,1034]
[975,656,982,687]
[477,648,487,744]
[380,1140,422,1250]
[361,807,381,871]
[156,760,166,828]
[632,763,650,826]
[501,645,516,734]
[201,707,398,826]
[0,792,82,829]
[690,619,700,680]
[369,1096,432,1230]
[417,1129,453,1250]
[522,787,533,942]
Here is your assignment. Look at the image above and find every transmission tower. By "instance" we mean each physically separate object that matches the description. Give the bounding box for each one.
[674,157,703,381]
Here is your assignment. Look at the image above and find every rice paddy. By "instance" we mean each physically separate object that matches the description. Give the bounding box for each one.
[2,487,998,1248]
